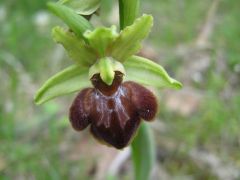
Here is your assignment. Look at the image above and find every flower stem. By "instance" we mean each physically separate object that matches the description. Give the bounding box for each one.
[118,0,140,30]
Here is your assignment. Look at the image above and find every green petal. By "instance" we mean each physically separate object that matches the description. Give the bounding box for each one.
[47,2,94,38]
[84,26,118,57]
[35,65,90,105]
[89,57,126,85]
[59,0,100,15]
[110,14,153,62]
[52,27,97,66]
[131,123,155,180]
[124,56,182,89]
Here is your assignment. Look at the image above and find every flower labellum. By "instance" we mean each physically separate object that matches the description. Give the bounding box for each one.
[69,71,157,149]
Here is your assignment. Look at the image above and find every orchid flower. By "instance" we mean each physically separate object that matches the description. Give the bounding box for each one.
[34,3,182,149]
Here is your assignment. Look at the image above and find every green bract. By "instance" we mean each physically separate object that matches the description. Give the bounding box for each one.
[34,3,182,105]
[58,0,101,15]
[47,2,94,39]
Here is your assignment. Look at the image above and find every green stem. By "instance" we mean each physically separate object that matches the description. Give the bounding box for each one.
[118,0,140,30]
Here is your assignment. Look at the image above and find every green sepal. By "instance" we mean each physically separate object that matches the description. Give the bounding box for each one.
[84,26,118,57]
[47,2,94,39]
[124,56,182,89]
[110,14,153,62]
[58,0,100,15]
[34,65,90,105]
[89,57,125,85]
[131,123,155,180]
[52,26,97,66]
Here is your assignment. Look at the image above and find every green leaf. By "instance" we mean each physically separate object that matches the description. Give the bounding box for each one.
[131,123,155,180]
[47,2,94,38]
[124,56,182,89]
[119,0,140,29]
[35,65,90,105]
[89,57,125,85]
[110,14,153,62]
[52,26,97,66]
[84,26,118,57]
[59,0,100,15]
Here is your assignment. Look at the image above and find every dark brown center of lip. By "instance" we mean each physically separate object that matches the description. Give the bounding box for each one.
[90,71,124,96]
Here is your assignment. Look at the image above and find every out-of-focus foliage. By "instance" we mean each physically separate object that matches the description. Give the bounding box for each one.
[0,0,240,179]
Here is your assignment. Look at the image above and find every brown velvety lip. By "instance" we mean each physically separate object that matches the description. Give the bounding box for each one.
[69,72,158,149]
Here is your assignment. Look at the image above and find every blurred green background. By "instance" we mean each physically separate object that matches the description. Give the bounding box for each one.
[0,0,240,179]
